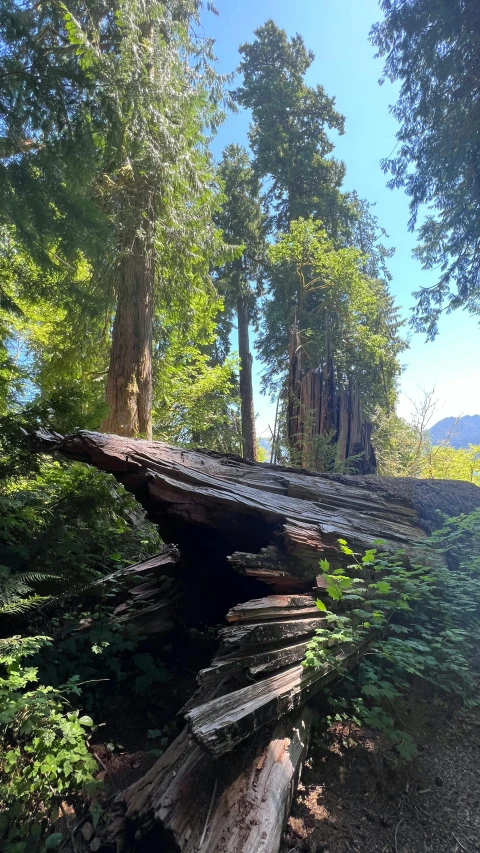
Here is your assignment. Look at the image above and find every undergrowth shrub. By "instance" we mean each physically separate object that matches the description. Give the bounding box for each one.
[37,604,170,712]
[303,535,480,761]
[0,413,164,849]
[0,459,161,605]
[0,636,98,853]
[428,508,480,574]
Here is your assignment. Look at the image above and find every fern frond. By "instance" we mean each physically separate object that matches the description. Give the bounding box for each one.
[0,634,50,661]
[0,595,51,615]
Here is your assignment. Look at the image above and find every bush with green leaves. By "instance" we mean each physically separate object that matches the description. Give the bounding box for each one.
[304,536,480,760]
[0,410,166,849]
[37,604,170,711]
[0,456,162,610]
[0,636,99,853]
[428,509,480,574]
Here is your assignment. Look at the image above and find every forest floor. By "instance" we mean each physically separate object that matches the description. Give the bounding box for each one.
[281,679,480,853]
[57,667,480,853]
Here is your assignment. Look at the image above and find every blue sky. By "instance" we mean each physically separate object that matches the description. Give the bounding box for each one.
[203,0,480,439]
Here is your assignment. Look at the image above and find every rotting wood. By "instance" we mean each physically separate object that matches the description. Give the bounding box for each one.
[197,640,311,684]
[29,429,480,577]
[112,578,183,637]
[218,615,326,652]
[287,321,376,473]
[28,431,480,852]
[228,548,313,592]
[106,707,312,853]
[225,594,319,622]
[185,641,369,756]
[93,547,183,637]
[93,546,180,587]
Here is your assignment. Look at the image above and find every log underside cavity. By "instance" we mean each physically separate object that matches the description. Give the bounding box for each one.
[29,430,480,852]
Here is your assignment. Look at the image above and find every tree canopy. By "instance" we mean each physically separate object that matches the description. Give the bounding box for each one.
[263,217,404,415]
[0,0,227,437]
[371,0,480,337]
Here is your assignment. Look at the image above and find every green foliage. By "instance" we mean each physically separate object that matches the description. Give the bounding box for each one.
[0,637,98,853]
[215,144,266,317]
[0,418,165,847]
[371,0,480,336]
[236,19,351,233]
[0,458,161,601]
[374,399,480,482]
[37,606,170,709]
[373,409,425,477]
[0,0,232,438]
[420,443,480,485]
[152,288,241,451]
[266,218,404,415]
[304,536,480,760]
[428,509,480,574]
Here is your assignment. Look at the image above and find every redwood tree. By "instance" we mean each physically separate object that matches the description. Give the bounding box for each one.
[0,0,225,438]
[215,145,266,461]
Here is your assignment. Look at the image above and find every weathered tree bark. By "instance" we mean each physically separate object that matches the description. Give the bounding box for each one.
[106,708,312,853]
[237,296,257,461]
[186,641,368,756]
[101,184,154,439]
[31,430,480,568]
[287,321,376,472]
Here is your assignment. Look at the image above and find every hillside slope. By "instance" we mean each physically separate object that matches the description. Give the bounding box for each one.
[430,414,480,448]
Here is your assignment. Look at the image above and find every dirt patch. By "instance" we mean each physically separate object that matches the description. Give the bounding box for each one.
[282,685,480,853]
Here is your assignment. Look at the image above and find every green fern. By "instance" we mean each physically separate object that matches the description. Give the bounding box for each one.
[0,568,53,616]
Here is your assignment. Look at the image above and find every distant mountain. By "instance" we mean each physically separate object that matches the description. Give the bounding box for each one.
[429,415,480,449]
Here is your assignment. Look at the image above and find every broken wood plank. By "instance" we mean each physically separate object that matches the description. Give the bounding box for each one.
[108,708,312,853]
[185,642,368,756]
[225,594,318,623]
[197,640,310,684]
[218,616,325,652]
[112,580,182,636]
[247,641,310,677]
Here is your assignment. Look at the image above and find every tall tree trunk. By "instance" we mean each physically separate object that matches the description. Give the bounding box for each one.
[101,186,154,439]
[237,296,257,461]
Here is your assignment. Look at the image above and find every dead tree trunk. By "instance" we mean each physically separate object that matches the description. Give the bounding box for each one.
[29,430,480,853]
[106,708,312,853]
[237,296,257,461]
[287,321,376,473]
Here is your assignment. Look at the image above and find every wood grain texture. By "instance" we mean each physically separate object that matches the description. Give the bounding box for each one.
[225,594,319,623]
[111,708,312,853]
[186,642,368,756]
[30,429,480,580]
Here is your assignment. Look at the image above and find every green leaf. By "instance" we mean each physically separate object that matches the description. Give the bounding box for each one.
[45,833,63,850]
[315,598,327,612]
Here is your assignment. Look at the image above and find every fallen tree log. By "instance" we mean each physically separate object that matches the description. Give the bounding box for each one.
[30,431,480,575]
[186,641,370,756]
[29,431,480,852]
[106,707,312,853]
